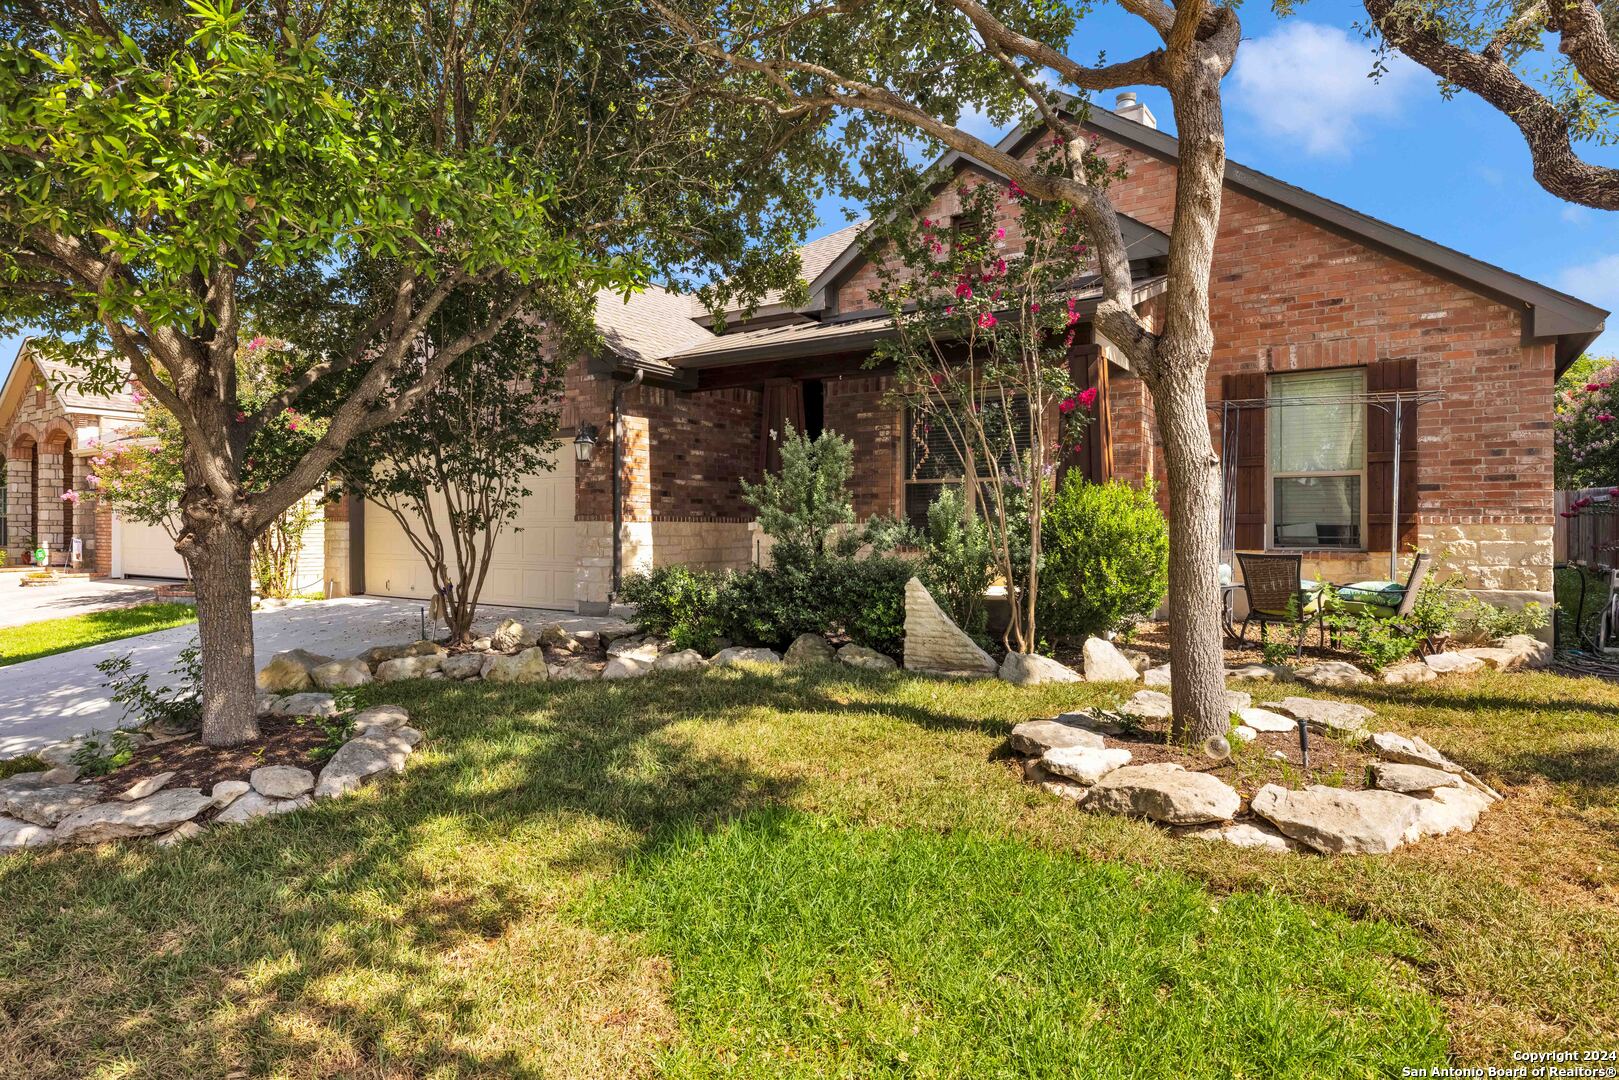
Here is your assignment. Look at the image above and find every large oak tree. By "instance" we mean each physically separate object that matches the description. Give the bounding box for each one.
[0,0,826,745]
[657,0,1241,741]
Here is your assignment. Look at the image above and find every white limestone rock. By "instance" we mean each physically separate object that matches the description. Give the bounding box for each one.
[250,765,315,799]
[1119,690,1173,723]
[1041,746,1132,785]
[1369,762,1465,794]
[490,618,526,652]
[1249,784,1420,855]
[350,705,410,733]
[1008,719,1106,756]
[1273,697,1374,737]
[1498,634,1552,670]
[155,821,204,847]
[784,633,836,666]
[1425,651,1485,675]
[1457,647,1516,671]
[838,644,898,672]
[256,649,334,693]
[1366,730,1452,771]
[314,731,415,800]
[654,649,709,672]
[0,815,55,853]
[710,647,782,667]
[1143,664,1172,687]
[1080,637,1141,683]
[1403,784,1493,842]
[310,658,373,690]
[376,655,445,682]
[4,782,104,826]
[117,771,174,801]
[1000,652,1082,685]
[1223,690,1253,712]
[439,653,486,680]
[1237,707,1298,734]
[482,648,549,684]
[1381,661,1437,685]
[1226,665,1286,682]
[550,660,601,681]
[268,693,339,718]
[602,655,653,680]
[55,788,214,844]
[902,577,997,676]
[211,780,251,808]
[1083,763,1241,825]
[1293,660,1373,689]
[1176,820,1304,853]
[213,791,312,826]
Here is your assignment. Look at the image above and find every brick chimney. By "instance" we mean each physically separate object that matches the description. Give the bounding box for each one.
[1113,91,1157,130]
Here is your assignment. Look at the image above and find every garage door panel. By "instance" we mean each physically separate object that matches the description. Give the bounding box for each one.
[365,453,576,610]
[119,517,189,580]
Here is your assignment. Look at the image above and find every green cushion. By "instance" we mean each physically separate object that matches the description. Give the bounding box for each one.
[1335,599,1399,619]
[1254,594,1324,618]
[1337,580,1405,606]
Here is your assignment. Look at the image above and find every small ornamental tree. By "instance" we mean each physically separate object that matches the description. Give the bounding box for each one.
[1554,355,1619,489]
[335,298,580,644]
[2,0,824,745]
[869,173,1095,654]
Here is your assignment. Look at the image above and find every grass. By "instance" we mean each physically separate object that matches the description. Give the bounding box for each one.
[0,602,197,667]
[0,664,1615,1076]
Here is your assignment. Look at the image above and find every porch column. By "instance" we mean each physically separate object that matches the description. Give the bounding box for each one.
[4,442,33,563]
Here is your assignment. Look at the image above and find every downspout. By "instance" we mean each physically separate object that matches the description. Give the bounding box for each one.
[610,369,644,603]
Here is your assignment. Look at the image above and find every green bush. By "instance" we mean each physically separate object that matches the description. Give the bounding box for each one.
[830,555,913,657]
[1037,477,1169,643]
[919,484,994,642]
[619,565,727,653]
[714,555,914,657]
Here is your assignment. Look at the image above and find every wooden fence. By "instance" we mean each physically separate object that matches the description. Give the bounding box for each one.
[1556,487,1619,567]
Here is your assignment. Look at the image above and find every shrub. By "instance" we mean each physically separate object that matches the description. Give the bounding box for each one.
[1037,477,1169,643]
[829,555,914,657]
[919,484,995,643]
[619,565,728,653]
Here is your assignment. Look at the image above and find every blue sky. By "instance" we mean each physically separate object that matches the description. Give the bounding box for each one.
[7,0,1616,366]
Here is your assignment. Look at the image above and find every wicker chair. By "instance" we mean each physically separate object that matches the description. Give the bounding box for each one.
[1328,552,1434,649]
[1236,552,1326,654]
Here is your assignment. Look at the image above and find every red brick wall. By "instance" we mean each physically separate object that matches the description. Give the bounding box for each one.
[567,357,762,524]
[824,129,1555,540]
[823,374,902,517]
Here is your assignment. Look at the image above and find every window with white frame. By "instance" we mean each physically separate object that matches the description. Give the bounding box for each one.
[1267,368,1365,549]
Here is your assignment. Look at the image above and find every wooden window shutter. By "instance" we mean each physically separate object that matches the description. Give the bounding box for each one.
[1367,357,1418,554]
[1224,372,1267,550]
[758,378,806,474]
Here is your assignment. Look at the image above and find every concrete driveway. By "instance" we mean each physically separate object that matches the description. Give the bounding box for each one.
[0,596,612,758]
[0,573,178,629]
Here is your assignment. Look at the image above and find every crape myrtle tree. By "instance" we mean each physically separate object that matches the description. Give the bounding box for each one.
[656,0,1242,741]
[1,0,828,746]
[1358,0,1619,209]
[868,170,1095,655]
[333,289,586,645]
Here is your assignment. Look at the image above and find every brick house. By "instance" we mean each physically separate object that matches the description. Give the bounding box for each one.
[11,98,1603,616]
[348,97,1588,616]
[0,342,337,590]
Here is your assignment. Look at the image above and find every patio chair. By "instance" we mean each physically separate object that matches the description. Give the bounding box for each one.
[1333,553,1433,620]
[1235,552,1326,655]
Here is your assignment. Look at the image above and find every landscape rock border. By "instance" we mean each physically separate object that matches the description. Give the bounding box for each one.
[0,704,424,856]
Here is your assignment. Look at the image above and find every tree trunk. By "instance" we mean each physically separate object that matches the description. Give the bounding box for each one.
[1151,359,1227,745]
[187,519,260,747]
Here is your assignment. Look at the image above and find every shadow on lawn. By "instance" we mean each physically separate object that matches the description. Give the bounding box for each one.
[0,671,830,1078]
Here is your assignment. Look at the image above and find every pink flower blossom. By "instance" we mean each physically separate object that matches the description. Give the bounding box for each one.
[1599,413,1614,424]
[1006,181,1026,200]
[1587,383,1603,392]
[60,489,80,505]
[235,411,246,422]
[994,258,1007,276]
[1058,396,1077,415]
[955,280,973,299]
[1077,387,1098,410]
[994,227,1005,240]
[976,312,997,329]
[1029,302,1040,313]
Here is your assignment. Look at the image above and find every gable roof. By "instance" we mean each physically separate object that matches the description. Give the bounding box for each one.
[593,284,717,366]
[799,104,1604,368]
[0,341,142,429]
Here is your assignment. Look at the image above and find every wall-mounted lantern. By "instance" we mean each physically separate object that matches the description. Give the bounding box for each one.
[573,423,599,464]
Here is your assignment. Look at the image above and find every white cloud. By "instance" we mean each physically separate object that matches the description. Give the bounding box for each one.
[1560,254,1619,309]
[1231,22,1424,156]
[1562,204,1589,224]
[1560,255,1619,356]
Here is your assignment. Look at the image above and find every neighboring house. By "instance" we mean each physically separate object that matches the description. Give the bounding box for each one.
[0,343,336,592]
[352,97,1602,615]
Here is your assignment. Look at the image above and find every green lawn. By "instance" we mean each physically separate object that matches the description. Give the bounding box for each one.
[1,664,1615,1077]
[0,602,197,667]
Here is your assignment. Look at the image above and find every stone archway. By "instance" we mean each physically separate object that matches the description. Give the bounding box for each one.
[6,428,40,561]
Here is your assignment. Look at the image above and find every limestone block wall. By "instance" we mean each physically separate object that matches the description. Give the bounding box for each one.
[575,519,753,611]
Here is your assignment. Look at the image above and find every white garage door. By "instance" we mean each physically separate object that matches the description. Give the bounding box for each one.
[364,452,578,611]
[118,517,188,580]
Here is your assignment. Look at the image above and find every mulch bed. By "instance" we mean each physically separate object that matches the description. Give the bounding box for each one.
[85,715,340,794]
[1056,619,1371,672]
[1096,714,1376,800]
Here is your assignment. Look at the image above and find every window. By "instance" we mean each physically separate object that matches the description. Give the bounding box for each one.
[904,395,1034,528]
[1267,368,1364,549]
